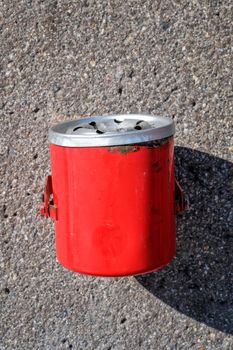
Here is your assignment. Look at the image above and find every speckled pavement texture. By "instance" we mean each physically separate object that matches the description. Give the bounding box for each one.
[1,0,233,349]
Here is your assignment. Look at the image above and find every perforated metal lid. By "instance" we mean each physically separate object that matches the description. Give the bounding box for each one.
[49,114,175,147]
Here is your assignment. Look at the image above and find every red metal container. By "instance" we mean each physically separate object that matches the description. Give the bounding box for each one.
[40,114,186,276]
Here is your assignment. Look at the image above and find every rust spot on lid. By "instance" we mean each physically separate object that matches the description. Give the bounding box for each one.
[108,137,171,154]
[141,137,170,148]
[108,145,140,154]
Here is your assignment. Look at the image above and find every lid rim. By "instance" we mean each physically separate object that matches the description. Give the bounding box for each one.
[49,114,175,147]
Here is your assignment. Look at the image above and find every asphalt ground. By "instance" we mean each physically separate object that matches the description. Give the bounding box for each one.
[0,0,233,349]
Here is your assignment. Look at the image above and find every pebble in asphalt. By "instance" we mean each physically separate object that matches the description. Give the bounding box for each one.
[0,0,233,349]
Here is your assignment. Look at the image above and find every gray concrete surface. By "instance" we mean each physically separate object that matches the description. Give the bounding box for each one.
[1,0,233,349]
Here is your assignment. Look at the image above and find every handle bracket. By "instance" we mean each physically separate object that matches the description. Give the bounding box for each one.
[40,175,57,220]
[175,179,188,214]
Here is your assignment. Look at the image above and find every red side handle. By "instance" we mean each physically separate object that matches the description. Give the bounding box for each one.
[175,179,188,214]
[40,175,57,220]
[40,176,186,218]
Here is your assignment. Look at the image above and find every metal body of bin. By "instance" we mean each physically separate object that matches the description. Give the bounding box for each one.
[40,114,186,276]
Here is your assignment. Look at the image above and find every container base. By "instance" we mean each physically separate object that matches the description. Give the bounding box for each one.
[56,256,175,277]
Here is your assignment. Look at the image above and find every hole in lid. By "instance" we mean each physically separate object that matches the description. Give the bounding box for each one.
[136,120,143,125]
[73,126,83,131]
[114,119,123,124]
[96,130,104,134]
[134,125,142,130]
[89,121,96,127]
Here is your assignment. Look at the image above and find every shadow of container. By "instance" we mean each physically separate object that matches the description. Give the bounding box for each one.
[136,146,233,334]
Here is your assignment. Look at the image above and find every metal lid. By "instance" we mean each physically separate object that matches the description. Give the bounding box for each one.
[49,114,175,147]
